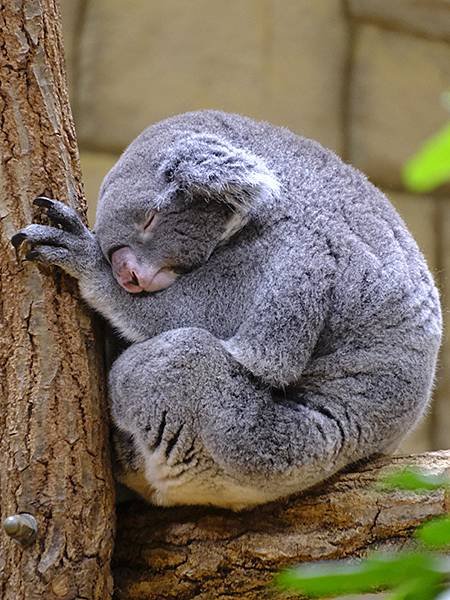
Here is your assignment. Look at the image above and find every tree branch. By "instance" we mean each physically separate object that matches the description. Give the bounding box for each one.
[113,451,450,600]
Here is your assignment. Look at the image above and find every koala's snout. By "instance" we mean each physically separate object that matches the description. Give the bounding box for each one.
[110,246,178,293]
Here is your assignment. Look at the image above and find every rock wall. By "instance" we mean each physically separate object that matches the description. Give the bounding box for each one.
[60,0,450,452]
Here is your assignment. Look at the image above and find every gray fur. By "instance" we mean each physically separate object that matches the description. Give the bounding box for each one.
[13,110,442,510]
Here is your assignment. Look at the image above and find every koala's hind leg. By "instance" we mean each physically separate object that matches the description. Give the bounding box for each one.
[108,327,415,509]
[108,327,282,509]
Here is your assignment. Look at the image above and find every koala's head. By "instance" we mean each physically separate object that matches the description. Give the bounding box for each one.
[95,132,280,293]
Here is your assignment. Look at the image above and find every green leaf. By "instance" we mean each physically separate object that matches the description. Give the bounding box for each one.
[275,553,441,597]
[416,516,450,548]
[389,576,441,600]
[380,468,450,492]
[403,122,450,192]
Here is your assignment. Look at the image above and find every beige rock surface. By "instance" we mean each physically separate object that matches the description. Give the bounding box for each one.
[80,151,119,224]
[59,0,84,98]
[263,0,347,153]
[349,0,450,41]
[350,26,450,189]
[74,0,346,153]
[76,0,267,151]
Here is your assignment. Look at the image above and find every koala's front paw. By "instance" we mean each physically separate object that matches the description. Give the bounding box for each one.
[11,197,102,280]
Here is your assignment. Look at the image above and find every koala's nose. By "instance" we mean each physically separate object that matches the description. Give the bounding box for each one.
[110,246,144,292]
[111,246,151,293]
[110,246,178,293]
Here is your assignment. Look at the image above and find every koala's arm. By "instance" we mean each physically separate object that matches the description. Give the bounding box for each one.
[13,199,333,389]
[223,251,334,387]
[10,197,173,342]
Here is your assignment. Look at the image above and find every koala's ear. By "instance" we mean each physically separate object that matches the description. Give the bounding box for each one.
[155,133,280,212]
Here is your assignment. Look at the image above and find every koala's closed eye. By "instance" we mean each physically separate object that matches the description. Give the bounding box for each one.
[142,212,157,232]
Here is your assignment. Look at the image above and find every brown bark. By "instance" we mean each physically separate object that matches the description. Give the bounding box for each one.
[113,451,450,600]
[0,2,115,599]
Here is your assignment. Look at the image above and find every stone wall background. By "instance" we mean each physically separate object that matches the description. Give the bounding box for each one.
[60,0,450,453]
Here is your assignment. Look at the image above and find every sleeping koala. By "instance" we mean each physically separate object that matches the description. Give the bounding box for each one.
[12,110,442,509]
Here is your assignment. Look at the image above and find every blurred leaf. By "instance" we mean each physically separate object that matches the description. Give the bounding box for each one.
[275,553,442,597]
[276,563,378,596]
[389,577,441,600]
[417,517,450,549]
[380,468,450,493]
[403,122,450,192]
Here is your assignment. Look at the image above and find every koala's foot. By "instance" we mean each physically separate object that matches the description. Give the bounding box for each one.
[108,327,280,508]
[11,197,103,280]
[109,327,371,509]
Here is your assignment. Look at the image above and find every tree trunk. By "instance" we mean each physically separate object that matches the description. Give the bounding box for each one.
[0,2,115,599]
[113,451,450,600]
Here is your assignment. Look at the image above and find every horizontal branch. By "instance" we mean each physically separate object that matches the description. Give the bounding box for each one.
[113,451,450,600]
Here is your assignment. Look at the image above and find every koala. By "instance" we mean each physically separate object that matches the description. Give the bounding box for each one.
[12,110,442,510]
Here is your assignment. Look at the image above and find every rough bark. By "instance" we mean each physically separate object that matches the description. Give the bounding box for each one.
[113,451,450,600]
[0,2,115,599]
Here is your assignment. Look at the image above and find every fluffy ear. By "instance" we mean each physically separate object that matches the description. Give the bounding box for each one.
[155,133,280,212]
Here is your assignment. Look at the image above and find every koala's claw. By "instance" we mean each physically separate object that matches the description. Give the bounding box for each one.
[11,226,69,268]
[11,232,29,249]
[12,203,102,280]
[33,196,55,209]
[25,249,42,261]
[33,196,86,235]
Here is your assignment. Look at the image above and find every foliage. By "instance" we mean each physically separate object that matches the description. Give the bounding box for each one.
[381,467,450,493]
[403,92,450,192]
[275,468,450,599]
[403,123,450,192]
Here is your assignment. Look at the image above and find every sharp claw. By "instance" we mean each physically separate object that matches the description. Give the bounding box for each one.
[25,250,40,261]
[33,196,55,208]
[11,232,28,249]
